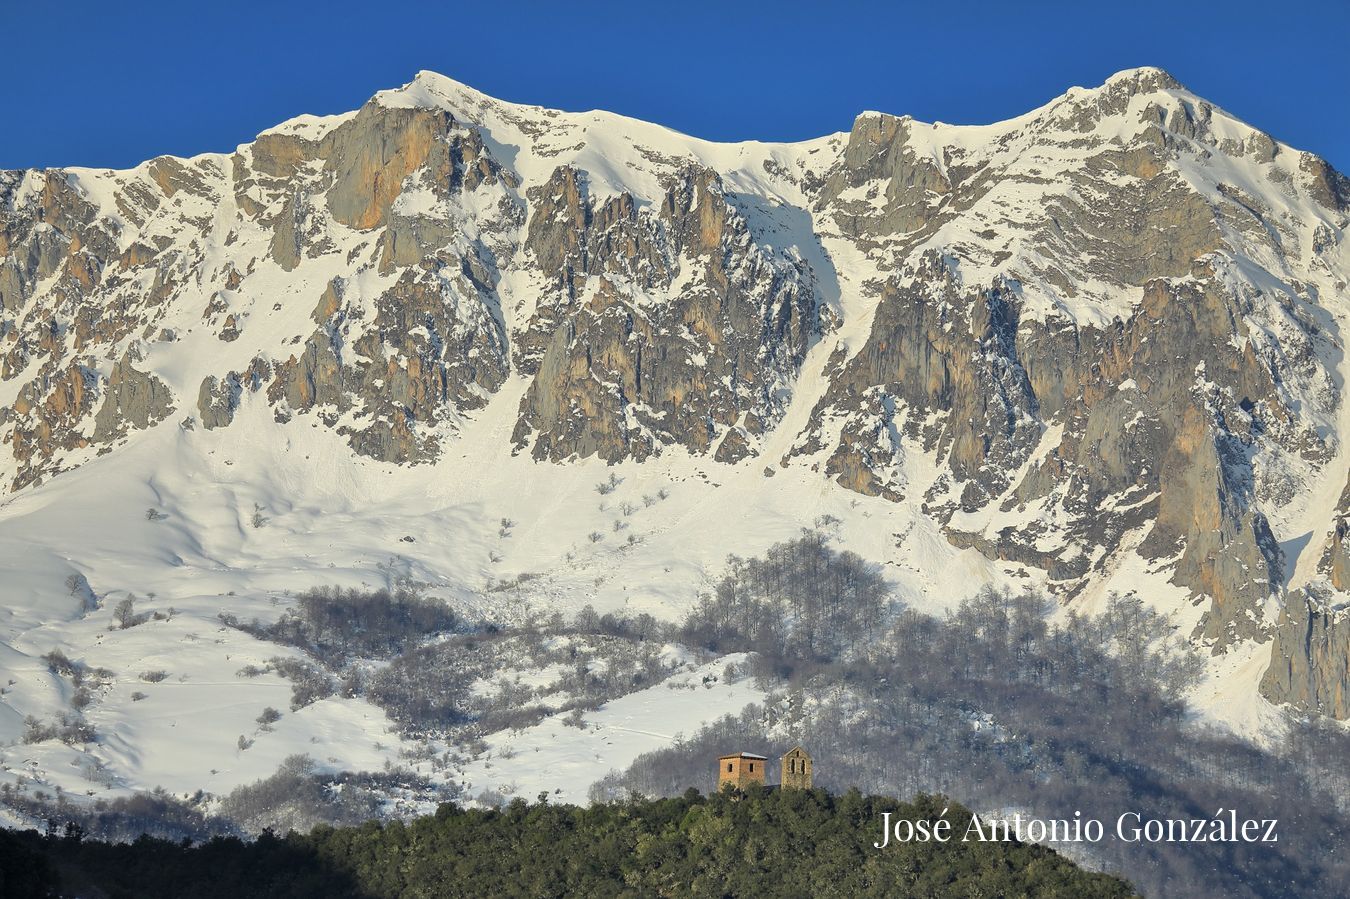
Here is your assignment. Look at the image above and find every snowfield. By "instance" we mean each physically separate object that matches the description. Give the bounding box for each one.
[0,372,1014,814]
[458,653,763,805]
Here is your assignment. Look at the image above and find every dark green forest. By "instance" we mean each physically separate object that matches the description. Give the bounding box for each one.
[0,789,1132,898]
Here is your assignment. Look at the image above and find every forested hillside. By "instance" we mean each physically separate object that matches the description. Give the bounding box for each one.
[0,789,1132,898]
[597,537,1350,899]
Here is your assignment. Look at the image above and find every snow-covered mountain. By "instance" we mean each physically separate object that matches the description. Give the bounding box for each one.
[1,67,1348,809]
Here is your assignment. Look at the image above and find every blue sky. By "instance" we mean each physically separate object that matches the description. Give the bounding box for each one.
[4,0,1347,171]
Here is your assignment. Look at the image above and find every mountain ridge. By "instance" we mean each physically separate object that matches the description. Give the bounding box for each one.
[0,66,1348,811]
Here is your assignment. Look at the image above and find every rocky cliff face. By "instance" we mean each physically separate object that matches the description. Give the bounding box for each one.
[511,165,819,462]
[2,68,1350,717]
[1261,588,1350,718]
[792,69,1345,661]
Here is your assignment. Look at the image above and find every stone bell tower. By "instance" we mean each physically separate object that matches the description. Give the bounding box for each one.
[780,746,812,789]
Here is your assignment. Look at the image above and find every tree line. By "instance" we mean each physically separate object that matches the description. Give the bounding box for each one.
[0,788,1132,898]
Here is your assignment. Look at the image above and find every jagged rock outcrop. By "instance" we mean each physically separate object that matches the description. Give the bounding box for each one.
[511,166,819,462]
[91,351,174,444]
[799,261,1289,646]
[197,357,270,431]
[4,360,100,491]
[1261,589,1350,717]
[268,264,510,463]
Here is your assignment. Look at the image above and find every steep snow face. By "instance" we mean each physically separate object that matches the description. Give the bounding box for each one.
[0,67,1349,810]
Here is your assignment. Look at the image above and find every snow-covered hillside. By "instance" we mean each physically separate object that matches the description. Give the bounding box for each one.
[1,66,1348,815]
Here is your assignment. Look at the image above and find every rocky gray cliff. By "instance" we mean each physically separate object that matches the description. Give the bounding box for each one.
[2,68,1349,719]
[1261,588,1350,718]
[511,165,819,463]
